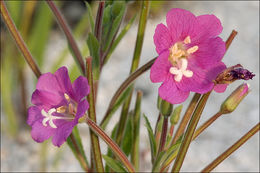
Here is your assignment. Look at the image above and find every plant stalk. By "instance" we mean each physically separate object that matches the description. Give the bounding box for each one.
[100,57,156,128]
[158,116,169,153]
[172,93,201,144]
[0,0,41,78]
[171,92,211,172]
[46,0,85,74]
[115,0,150,146]
[201,123,260,172]
[86,117,135,173]
[86,57,104,172]
[131,91,143,170]
[192,112,223,140]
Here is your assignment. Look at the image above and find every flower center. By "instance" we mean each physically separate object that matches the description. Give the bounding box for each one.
[169,59,193,82]
[168,36,198,82]
[41,93,76,128]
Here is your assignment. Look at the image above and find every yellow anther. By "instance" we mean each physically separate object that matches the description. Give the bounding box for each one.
[56,106,67,113]
[187,46,199,54]
[183,36,191,44]
[64,93,70,101]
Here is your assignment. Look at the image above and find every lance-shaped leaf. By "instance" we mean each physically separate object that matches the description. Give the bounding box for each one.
[87,33,100,80]
[143,114,156,163]
[101,1,126,54]
[29,1,53,67]
[103,155,127,172]
[104,13,137,64]
[85,1,94,33]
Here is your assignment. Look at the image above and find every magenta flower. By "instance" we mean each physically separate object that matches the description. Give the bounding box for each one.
[150,8,227,104]
[27,66,89,147]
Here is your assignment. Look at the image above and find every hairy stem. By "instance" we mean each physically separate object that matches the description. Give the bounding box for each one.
[171,92,211,172]
[86,58,104,172]
[46,0,85,74]
[131,91,143,170]
[100,57,156,128]
[0,1,41,78]
[201,123,260,172]
[115,1,150,146]
[86,117,135,173]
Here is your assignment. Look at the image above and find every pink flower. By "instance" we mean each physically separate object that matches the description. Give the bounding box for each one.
[150,8,227,104]
[27,66,89,147]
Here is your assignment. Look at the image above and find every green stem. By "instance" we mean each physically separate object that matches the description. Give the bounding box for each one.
[86,118,135,173]
[115,1,150,146]
[158,116,168,153]
[192,112,223,140]
[0,0,41,78]
[131,91,143,170]
[225,30,237,51]
[171,92,211,172]
[100,57,156,128]
[94,1,105,43]
[46,0,85,74]
[201,123,260,172]
[172,93,201,144]
[86,58,104,172]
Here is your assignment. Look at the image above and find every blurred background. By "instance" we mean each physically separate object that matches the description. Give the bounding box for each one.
[1,1,259,172]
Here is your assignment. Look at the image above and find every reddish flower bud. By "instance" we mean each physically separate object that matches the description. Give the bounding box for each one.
[220,83,250,114]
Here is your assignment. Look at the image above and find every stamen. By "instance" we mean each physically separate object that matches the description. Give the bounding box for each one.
[187,46,198,54]
[57,106,66,113]
[64,93,70,102]
[183,36,191,44]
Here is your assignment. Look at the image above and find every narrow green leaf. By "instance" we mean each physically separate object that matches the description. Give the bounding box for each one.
[102,1,126,52]
[6,1,22,26]
[28,1,53,67]
[101,1,126,57]
[87,33,100,80]
[85,2,94,33]
[122,115,133,156]
[104,13,137,64]
[102,155,127,173]
[101,87,132,129]
[105,123,118,172]
[143,114,156,163]
[152,137,182,172]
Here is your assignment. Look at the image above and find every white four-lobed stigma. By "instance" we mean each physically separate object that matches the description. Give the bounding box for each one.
[41,108,73,128]
[169,59,193,82]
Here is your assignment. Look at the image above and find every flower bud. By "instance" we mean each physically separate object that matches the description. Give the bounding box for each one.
[159,99,173,117]
[157,95,162,110]
[170,105,183,125]
[220,83,250,114]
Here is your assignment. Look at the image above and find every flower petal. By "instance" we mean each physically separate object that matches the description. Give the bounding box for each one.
[166,8,198,41]
[31,89,66,109]
[36,72,61,93]
[176,60,214,93]
[190,37,226,69]
[51,120,75,147]
[214,84,228,93]
[153,23,173,54]
[27,106,42,126]
[194,14,223,41]
[150,50,171,83]
[72,76,90,102]
[159,74,190,104]
[31,121,55,143]
[54,66,73,94]
[75,99,89,120]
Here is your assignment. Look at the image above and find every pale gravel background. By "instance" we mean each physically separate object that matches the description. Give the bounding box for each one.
[1,1,259,172]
